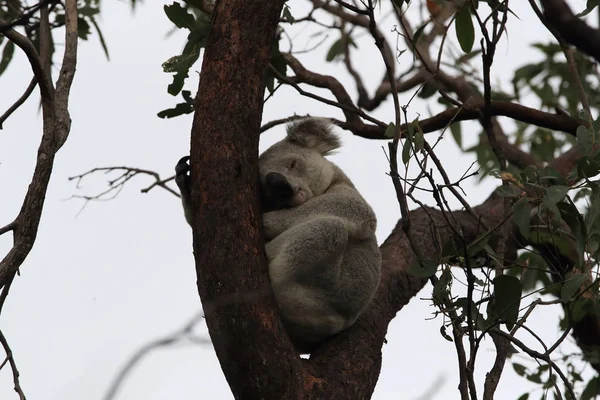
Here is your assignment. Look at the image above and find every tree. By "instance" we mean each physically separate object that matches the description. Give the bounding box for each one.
[2,0,600,399]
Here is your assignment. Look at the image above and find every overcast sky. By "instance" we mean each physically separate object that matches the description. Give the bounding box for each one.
[0,1,595,399]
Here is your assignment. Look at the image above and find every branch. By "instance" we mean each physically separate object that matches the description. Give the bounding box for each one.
[104,312,208,400]
[0,78,37,130]
[0,19,54,101]
[68,166,180,204]
[0,330,26,400]
[539,0,600,63]
[54,0,78,149]
[0,0,78,289]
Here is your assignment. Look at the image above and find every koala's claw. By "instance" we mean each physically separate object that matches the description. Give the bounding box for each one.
[175,156,191,175]
[175,156,191,191]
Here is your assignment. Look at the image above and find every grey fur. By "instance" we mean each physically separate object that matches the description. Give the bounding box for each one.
[175,118,381,352]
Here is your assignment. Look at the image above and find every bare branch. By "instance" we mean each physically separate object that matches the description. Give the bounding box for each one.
[104,312,208,400]
[0,0,79,289]
[0,19,54,101]
[68,166,180,202]
[0,330,26,400]
[0,78,37,130]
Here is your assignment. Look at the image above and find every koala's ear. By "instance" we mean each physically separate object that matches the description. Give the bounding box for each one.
[286,118,341,155]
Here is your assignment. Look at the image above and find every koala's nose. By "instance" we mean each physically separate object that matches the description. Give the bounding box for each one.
[265,172,293,199]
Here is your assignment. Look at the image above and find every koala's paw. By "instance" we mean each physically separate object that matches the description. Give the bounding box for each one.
[175,156,191,191]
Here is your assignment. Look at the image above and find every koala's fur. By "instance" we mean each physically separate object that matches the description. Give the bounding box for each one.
[176,118,381,352]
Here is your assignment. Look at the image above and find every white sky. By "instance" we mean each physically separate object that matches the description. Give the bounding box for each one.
[0,1,596,399]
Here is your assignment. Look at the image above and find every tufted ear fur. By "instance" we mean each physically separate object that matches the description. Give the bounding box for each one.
[286,117,341,155]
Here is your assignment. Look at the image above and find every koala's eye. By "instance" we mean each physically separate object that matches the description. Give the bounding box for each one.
[290,160,297,169]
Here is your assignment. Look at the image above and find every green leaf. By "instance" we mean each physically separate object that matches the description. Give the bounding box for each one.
[493,275,522,330]
[455,5,475,53]
[516,394,529,400]
[414,127,424,151]
[577,125,594,154]
[282,5,295,23]
[543,185,569,206]
[326,39,343,62]
[77,17,91,40]
[439,325,453,342]
[581,376,600,400]
[384,122,396,139]
[433,268,452,298]
[0,41,15,76]
[450,122,462,149]
[407,260,438,278]
[577,156,600,179]
[417,82,437,99]
[412,21,429,44]
[89,16,110,60]
[157,102,194,118]
[454,297,487,330]
[164,2,196,30]
[577,0,600,17]
[561,274,586,301]
[513,197,532,239]
[402,137,411,165]
[513,363,527,377]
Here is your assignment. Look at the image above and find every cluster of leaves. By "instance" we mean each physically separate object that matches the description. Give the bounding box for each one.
[158,1,289,119]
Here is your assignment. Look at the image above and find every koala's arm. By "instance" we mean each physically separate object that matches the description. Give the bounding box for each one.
[263,185,376,240]
[175,156,194,226]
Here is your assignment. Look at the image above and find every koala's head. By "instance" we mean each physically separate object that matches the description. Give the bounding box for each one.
[259,118,341,209]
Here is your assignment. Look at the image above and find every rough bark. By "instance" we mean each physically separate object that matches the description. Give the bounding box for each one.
[188,1,305,398]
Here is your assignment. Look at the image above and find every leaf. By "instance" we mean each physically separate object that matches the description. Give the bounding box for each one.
[577,0,600,17]
[450,122,462,149]
[77,17,91,40]
[0,41,15,76]
[402,137,411,165]
[157,102,194,118]
[412,21,429,44]
[414,127,424,151]
[513,363,527,377]
[493,275,522,330]
[513,197,532,239]
[407,260,438,278]
[454,297,487,330]
[577,156,600,179]
[433,268,452,298]
[282,5,295,23]
[417,82,437,99]
[326,39,342,62]
[560,274,587,301]
[164,23,209,96]
[577,125,594,154]
[89,16,110,60]
[455,5,475,53]
[543,185,569,206]
[164,2,196,30]
[581,376,600,400]
[439,325,453,342]
[384,122,396,139]
[516,394,529,400]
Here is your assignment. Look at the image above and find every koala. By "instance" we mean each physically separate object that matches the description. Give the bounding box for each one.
[175,118,381,352]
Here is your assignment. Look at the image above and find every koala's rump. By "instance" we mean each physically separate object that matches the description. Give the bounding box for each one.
[273,235,381,350]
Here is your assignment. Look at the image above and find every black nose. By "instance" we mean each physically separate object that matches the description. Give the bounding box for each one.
[265,172,293,199]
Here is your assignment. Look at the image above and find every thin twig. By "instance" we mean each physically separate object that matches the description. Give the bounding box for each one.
[0,78,37,129]
[0,330,26,400]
